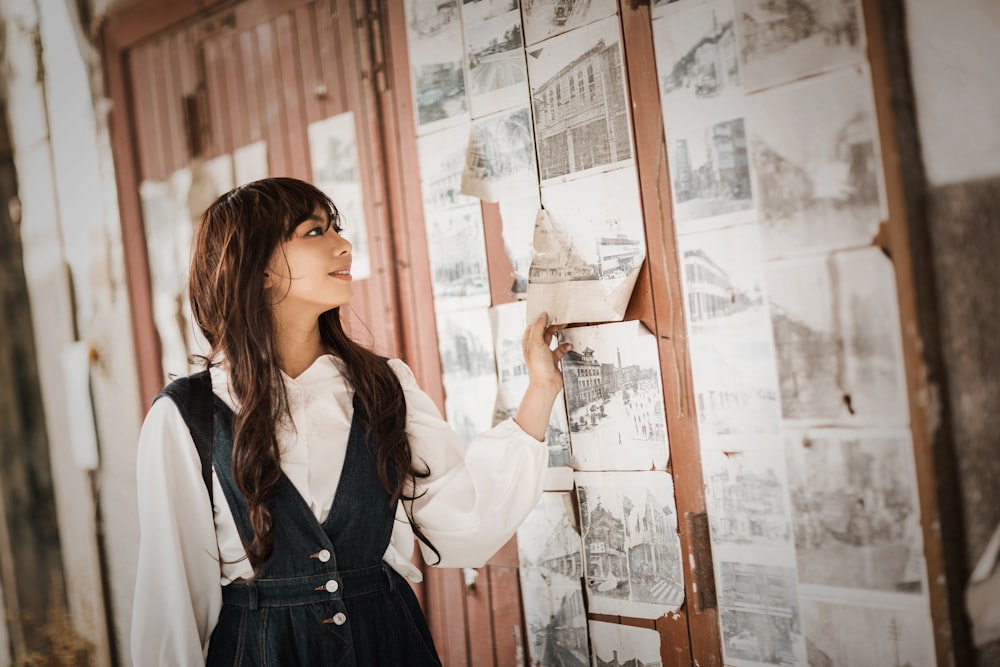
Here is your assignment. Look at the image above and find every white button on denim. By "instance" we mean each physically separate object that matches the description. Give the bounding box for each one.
[325,579,339,593]
[332,612,347,626]
[317,549,331,563]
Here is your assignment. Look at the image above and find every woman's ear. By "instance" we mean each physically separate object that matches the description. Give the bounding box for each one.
[263,271,272,289]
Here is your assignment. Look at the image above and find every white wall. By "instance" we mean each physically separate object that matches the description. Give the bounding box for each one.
[905,0,1000,186]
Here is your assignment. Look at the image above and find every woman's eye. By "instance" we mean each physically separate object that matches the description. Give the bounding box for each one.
[305,226,324,237]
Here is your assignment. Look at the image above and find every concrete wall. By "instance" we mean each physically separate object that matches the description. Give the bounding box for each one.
[904,0,1000,664]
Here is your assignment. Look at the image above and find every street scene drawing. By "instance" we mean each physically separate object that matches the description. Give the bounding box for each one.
[436,307,498,444]
[589,620,662,667]
[785,429,924,593]
[678,223,770,336]
[560,321,669,471]
[527,15,633,182]
[766,249,908,425]
[491,301,571,469]
[425,204,491,310]
[526,168,645,324]
[734,0,866,92]
[405,0,468,132]
[417,123,480,213]
[747,66,884,259]
[517,492,589,667]
[498,192,540,297]
[520,0,617,47]
[461,106,538,202]
[801,598,935,667]
[717,561,806,666]
[576,472,685,618]
[308,112,371,280]
[463,3,529,117]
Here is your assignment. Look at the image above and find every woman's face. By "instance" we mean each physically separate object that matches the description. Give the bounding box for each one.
[264,207,353,323]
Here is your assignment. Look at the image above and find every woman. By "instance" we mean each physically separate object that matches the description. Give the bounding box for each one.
[131,177,570,665]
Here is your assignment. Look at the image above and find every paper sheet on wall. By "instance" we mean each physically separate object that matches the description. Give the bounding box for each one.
[459,105,538,202]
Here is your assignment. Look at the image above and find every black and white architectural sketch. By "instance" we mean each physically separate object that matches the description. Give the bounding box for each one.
[801,598,935,667]
[589,620,662,667]
[405,0,469,133]
[576,472,685,618]
[747,66,884,259]
[702,448,793,550]
[766,249,908,425]
[734,0,866,92]
[526,168,645,324]
[785,429,924,593]
[463,3,528,117]
[527,16,633,182]
[560,322,669,471]
[436,307,498,444]
[461,106,538,202]
[667,118,754,227]
[717,561,806,666]
[517,492,589,667]
[308,112,371,280]
[491,301,571,471]
[688,337,781,436]
[417,123,481,213]
[678,223,769,335]
[520,0,617,47]
[425,204,491,310]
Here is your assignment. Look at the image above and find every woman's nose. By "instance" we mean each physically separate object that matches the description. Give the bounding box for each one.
[332,232,352,255]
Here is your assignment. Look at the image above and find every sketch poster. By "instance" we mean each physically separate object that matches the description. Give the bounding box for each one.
[801,598,935,667]
[491,301,571,477]
[516,492,589,667]
[462,1,529,117]
[521,0,616,47]
[308,112,371,280]
[460,105,539,202]
[734,0,867,93]
[766,248,908,425]
[589,620,662,667]
[436,307,498,445]
[497,190,540,297]
[560,321,668,471]
[425,203,491,311]
[404,0,468,134]
[526,168,645,325]
[527,15,634,183]
[702,445,795,565]
[747,65,885,259]
[717,561,807,666]
[785,429,925,594]
[233,140,268,185]
[576,471,685,618]
[417,123,480,213]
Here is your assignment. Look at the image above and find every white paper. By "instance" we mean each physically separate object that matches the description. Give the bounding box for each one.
[425,203,491,311]
[497,191,540,298]
[462,3,529,117]
[520,0,617,47]
[589,620,662,667]
[417,123,481,213]
[460,106,539,202]
[404,0,469,134]
[435,307,498,445]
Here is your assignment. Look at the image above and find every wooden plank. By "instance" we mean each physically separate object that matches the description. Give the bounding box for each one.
[238,28,266,145]
[127,44,159,181]
[466,567,496,666]
[275,12,311,180]
[315,0,348,118]
[202,36,232,157]
[482,201,517,308]
[861,0,960,663]
[489,566,526,666]
[220,31,249,151]
[619,2,715,666]
[255,21,291,176]
[377,0,444,404]
[161,32,188,171]
[294,3,325,125]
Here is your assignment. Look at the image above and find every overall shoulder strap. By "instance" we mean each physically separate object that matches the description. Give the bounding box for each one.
[187,370,215,506]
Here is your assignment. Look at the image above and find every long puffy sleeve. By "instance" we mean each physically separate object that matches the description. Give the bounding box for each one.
[388,359,549,568]
[131,397,222,665]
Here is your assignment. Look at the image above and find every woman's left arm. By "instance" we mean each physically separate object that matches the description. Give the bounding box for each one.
[389,314,571,568]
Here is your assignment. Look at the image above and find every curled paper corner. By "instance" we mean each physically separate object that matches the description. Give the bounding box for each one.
[967,519,1000,647]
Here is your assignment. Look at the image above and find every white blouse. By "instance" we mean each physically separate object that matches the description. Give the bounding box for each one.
[131,355,548,665]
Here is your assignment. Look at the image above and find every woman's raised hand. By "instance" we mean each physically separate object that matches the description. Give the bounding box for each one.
[514,313,572,441]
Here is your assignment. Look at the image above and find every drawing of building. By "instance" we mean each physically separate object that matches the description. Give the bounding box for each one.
[597,234,642,278]
[580,488,628,584]
[529,210,599,283]
[563,347,606,412]
[625,489,679,581]
[661,14,739,97]
[533,37,632,179]
[497,337,528,384]
[674,119,751,205]
[541,589,589,667]
[706,466,791,543]
[596,649,662,667]
[720,562,801,664]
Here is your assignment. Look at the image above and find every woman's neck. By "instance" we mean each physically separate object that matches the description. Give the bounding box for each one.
[274,322,327,379]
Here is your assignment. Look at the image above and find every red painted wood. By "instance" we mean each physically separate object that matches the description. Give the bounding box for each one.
[219,32,250,151]
[294,3,325,125]
[275,12,311,180]
[238,29,266,146]
[489,566,526,666]
[161,32,188,171]
[315,0,348,118]
[466,567,496,666]
[255,21,290,175]
[202,37,231,157]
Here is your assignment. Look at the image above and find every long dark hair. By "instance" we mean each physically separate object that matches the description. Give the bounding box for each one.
[188,177,435,570]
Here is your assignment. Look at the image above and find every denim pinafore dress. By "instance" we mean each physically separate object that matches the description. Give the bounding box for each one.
[160,377,442,666]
